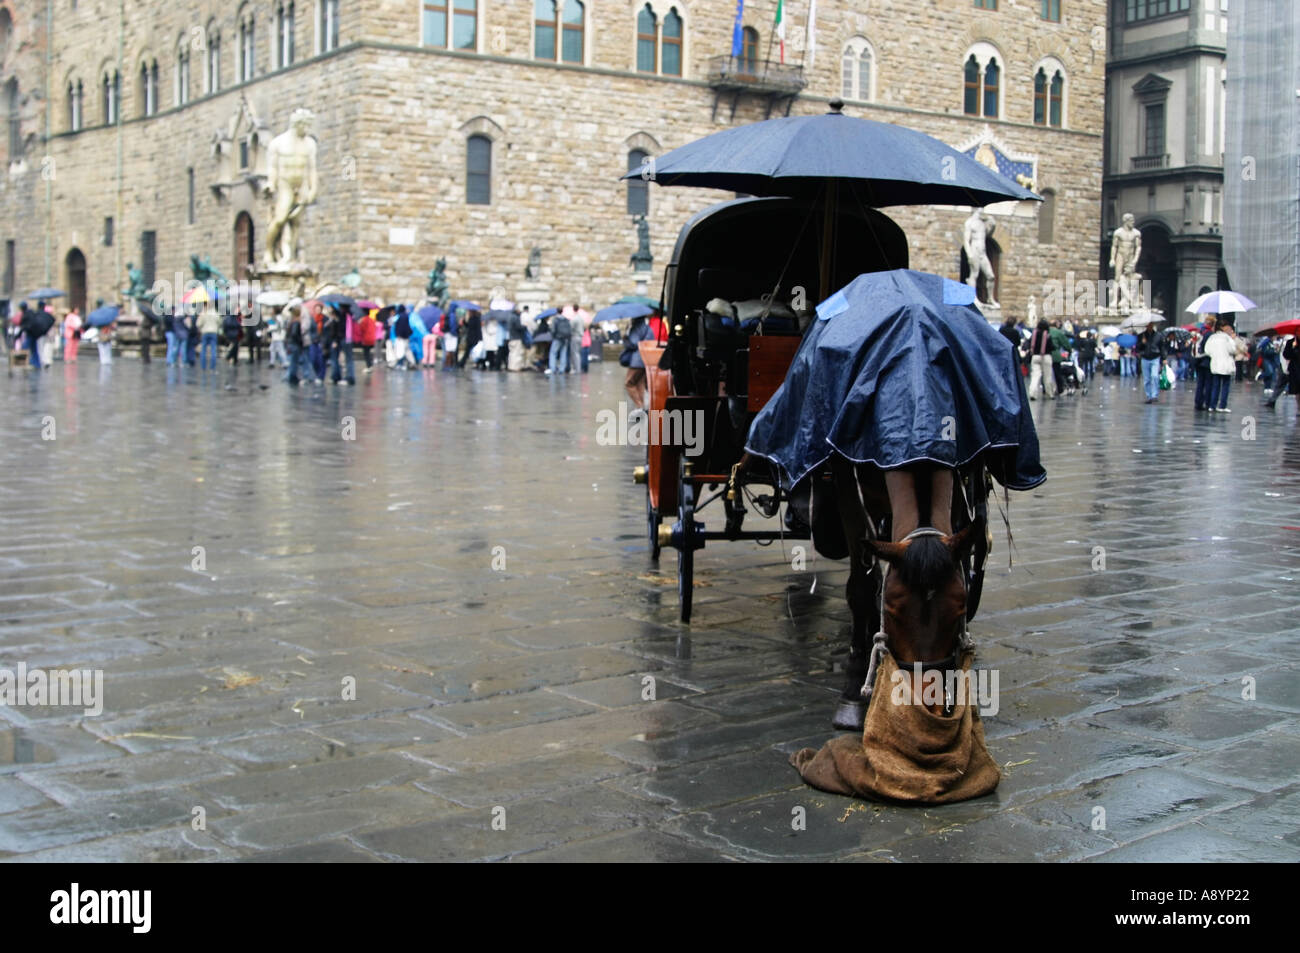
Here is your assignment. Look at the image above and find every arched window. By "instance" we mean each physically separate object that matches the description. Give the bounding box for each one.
[423,0,476,51]
[1033,61,1066,128]
[0,9,13,60]
[562,1,584,64]
[176,40,191,105]
[661,8,682,76]
[102,70,120,125]
[740,26,758,75]
[276,3,296,69]
[1038,187,1056,244]
[982,60,999,119]
[467,134,491,205]
[5,79,19,162]
[1049,70,1063,127]
[206,23,221,93]
[139,60,158,117]
[319,0,340,53]
[67,79,84,131]
[535,1,583,64]
[534,0,557,59]
[841,37,874,101]
[636,5,657,73]
[962,44,1002,119]
[963,56,980,115]
[627,149,650,215]
[239,10,256,82]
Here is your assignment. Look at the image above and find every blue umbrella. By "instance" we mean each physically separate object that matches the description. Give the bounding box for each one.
[417,305,443,325]
[594,302,654,323]
[85,305,120,327]
[1117,333,1138,347]
[447,299,482,314]
[28,288,66,300]
[533,307,559,321]
[625,101,1039,207]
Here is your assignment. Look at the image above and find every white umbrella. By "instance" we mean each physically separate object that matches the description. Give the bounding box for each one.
[1120,311,1163,329]
[256,289,291,307]
[1098,325,1122,338]
[1186,290,1256,314]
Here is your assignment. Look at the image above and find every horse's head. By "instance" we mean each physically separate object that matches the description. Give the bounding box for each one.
[863,521,982,668]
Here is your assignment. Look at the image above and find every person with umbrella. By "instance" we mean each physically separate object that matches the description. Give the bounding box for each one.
[1136,320,1168,404]
[93,307,115,365]
[442,306,459,369]
[457,308,482,369]
[1204,318,1237,413]
[620,313,654,407]
[20,302,55,369]
[548,306,573,375]
[62,306,82,363]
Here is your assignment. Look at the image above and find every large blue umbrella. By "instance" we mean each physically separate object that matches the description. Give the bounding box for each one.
[1117,333,1138,347]
[533,307,559,321]
[447,299,481,314]
[417,305,443,325]
[85,305,120,327]
[595,302,654,323]
[28,288,66,300]
[625,101,1038,207]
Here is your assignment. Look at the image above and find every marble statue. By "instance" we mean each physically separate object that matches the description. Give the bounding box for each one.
[963,208,999,309]
[1109,213,1142,314]
[526,246,542,280]
[1027,295,1037,327]
[263,108,319,267]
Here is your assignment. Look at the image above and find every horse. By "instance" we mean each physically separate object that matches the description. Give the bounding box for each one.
[826,458,988,731]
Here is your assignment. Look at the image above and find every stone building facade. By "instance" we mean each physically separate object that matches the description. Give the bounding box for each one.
[1102,0,1226,319]
[2,0,1105,322]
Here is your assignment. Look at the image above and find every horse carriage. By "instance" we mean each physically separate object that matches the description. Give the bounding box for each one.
[625,105,1045,756]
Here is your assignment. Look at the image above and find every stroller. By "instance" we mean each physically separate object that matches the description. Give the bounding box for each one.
[1058,358,1086,396]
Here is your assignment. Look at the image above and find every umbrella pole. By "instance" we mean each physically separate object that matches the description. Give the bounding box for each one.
[819,181,838,302]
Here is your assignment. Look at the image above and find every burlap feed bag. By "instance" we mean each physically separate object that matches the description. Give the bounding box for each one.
[790,649,1000,804]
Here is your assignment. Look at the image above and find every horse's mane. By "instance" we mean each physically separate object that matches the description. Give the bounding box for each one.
[895,535,956,594]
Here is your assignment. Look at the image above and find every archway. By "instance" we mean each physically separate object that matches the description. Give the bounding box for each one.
[1136,223,1175,314]
[233,212,254,282]
[65,247,87,316]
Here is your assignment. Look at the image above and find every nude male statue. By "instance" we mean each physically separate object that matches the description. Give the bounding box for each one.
[963,208,1000,309]
[263,109,319,267]
[1109,213,1142,314]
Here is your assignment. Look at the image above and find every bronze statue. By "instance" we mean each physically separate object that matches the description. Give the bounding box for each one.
[630,214,652,271]
[189,254,228,285]
[426,257,449,305]
[122,262,151,300]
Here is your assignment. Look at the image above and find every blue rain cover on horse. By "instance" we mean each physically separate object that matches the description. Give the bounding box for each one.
[745,269,1046,491]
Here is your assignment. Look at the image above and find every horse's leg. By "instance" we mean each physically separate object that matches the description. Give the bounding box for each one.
[884,469,919,541]
[831,456,872,731]
[929,468,954,535]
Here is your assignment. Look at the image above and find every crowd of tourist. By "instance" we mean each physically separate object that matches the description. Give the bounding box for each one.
[998,312,1298,413]
[5,296,626,386]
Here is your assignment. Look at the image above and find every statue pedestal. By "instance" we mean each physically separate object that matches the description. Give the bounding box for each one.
[515,279,550,317]
[632,268,652,297]
[248,263,318,300]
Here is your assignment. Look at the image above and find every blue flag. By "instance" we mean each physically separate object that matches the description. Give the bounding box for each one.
[731,0,745,57]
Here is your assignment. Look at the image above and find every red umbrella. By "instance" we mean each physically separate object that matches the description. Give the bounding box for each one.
[1256,319,1300,337]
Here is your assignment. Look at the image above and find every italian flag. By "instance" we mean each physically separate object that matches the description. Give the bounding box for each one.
[774,0,786,64]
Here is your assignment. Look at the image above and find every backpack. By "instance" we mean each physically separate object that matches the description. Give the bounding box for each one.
[553,315,572,339]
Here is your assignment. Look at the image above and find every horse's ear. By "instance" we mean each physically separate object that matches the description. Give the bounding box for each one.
[863,536,907,565]
[944,519,983,561]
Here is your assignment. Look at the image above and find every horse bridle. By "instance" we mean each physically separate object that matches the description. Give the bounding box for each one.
[859,526,972,715]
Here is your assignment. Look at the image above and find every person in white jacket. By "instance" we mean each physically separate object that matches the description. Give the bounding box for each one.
[1203,320,1237,413]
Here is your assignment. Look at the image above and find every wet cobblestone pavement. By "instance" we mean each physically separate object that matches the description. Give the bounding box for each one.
[1,358,1298,862]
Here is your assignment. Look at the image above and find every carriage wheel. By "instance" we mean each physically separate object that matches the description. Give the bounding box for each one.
[647,485,661,561]
[677,466,696,624]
